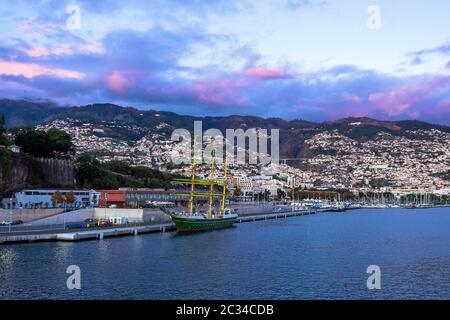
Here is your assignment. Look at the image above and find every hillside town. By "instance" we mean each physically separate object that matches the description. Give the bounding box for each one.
[35,118,450,199]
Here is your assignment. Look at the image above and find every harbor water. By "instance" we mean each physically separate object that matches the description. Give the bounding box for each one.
[0,208,449,299]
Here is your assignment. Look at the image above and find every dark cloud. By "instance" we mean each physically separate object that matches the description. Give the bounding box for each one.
[409,42,450,66]
[410,56,423,65]
[412,43,450,57]
[285,0,327,10]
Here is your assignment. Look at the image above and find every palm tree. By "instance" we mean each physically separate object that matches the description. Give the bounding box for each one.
[65,191,77,208]
[51,191,64,208]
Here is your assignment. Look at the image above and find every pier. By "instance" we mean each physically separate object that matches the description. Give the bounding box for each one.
[236,208,318,223]
[0,223,175,244]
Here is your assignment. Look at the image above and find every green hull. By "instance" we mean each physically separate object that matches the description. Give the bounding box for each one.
[171,215,237,232]
[160,207,237,232]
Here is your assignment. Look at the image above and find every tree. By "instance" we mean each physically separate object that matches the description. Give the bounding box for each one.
[233,187,243,199]
[263,189,270,201]
[65,191,76,206]
[75,153,177,190]
[47,128,74,158]
[13,127,49,157]
[0,114,10,146]
[51,191,64,207]
[13,127,74,158]
[0,114,5,135]
[276,188,287,200]
[102,160,131,175]
[75,153,103,188]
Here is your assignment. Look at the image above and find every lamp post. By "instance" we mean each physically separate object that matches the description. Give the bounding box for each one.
[63,200,66,230]
[105,193,108,220]
[9,197,13,233]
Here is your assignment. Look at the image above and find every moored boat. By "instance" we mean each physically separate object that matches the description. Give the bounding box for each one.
[161,157,238,232]
[160,207,238,232]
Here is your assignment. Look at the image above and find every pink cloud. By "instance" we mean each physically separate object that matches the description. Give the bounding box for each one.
[325,76,450,121]
[431,98,450,120]
[105,71,131,93]
[24,43,103,57]
[367,78,448,117]
[437,98,450,110]
[242,66,290,79]
[193,79,252,107]
[368,92,412,117]
[0,60,85,79]
[343,94,362,105]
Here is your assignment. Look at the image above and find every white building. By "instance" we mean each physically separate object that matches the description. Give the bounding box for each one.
[229,175,254,200]
[13,189,100,209]
[8,144,21,153]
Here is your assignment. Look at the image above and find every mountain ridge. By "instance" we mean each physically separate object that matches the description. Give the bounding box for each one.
[1,99,448,133]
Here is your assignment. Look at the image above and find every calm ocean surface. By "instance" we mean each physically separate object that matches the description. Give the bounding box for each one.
[1,208,449,300]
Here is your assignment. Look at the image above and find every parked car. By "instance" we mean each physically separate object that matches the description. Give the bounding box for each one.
[66,222,85,230]
[12,220,23,225]
[1,221,12,226]
[98,219,112,227]
[84,218,98,228]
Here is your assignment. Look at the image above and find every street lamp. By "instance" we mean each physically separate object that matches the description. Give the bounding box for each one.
[105,193,108,219]
[9,197,13,233]
[63,200,66,230]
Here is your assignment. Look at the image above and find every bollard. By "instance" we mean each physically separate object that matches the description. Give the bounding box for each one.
[134,229,138,236]
[99,233,104,240]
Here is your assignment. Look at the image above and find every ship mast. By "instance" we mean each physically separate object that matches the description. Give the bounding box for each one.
[189,159,196,215]
[208,156,215,218]
[221,162,228,214]
[174,152,227,217]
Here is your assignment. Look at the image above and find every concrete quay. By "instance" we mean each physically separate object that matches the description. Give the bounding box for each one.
[0,207,332,244]
[236,208,317,223]
[0,223,175,244]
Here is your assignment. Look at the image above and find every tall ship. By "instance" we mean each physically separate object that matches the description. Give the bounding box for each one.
[159,158,238,232]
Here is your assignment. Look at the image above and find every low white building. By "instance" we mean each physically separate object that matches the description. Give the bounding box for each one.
[8,144,21,153]
[13,189,100,209]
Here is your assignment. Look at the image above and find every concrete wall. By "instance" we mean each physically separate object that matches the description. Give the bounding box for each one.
[25,208,94,226]
[15,208,165,226]
[35,157,75,186]
[0,208,64,223]
[230,203,275,216]
[94,208,144,222]
[143,208,171,224]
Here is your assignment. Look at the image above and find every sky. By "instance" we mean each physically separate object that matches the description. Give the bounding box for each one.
[0,0,450,124]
